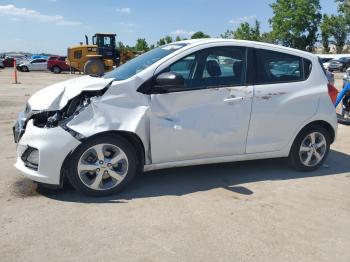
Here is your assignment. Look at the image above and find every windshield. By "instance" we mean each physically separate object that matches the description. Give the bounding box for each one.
[104,43,188,80]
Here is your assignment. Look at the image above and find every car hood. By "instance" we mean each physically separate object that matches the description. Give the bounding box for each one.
[27,76,114,111]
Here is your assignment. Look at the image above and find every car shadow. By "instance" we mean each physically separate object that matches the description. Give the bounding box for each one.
[38,149,350,203]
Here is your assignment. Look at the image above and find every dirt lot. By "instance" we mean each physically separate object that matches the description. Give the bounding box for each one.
[0,68,349,262]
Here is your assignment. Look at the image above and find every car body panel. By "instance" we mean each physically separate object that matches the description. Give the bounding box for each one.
[15,120,81,185]
[27,75,114,111]
[13,39,338,185]
[150,85,253,163]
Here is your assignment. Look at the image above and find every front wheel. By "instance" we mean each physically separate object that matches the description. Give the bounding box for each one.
[21,66,29,72]
[84,59,104,76]
[288,126,330,171]
[66,134,140,196]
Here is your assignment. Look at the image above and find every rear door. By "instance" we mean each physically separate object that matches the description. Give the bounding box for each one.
[246,48,318,153]
[150,46,253,163]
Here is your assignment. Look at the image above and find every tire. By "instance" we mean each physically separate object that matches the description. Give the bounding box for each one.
[288,125,330,171]
[84,59,104,76]
[21,66,29,72]
[52,66,61,74]
[66,134,140,196]
[337,113,350,125]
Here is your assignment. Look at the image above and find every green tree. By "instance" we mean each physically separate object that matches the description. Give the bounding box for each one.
[175,36,182,42]
[165,35,173,44]
[336,0,350,22]
[269,0,322,51]
[220,29,234,39]
[328,15,348,54]
[260,32,275,44]
[135,38,149,52]
[157,38,166,46]
[233,20,261,41]
[320,14,332,53]
[191,31,210,39]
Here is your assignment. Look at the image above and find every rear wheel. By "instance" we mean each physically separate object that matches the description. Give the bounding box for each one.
[288,125,330,171]
[52,66,61,74]
[84,59,104,76]
[66,134,140,196]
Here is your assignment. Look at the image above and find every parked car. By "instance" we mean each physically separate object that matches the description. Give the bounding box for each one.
[328,57,350,72]
[321,57,334,70]
[13,39,338,196]
[47,56,70,74]
[17,58,48,72]
[0,60,4,68]
[2,57,15,67]
[48,56,59,61]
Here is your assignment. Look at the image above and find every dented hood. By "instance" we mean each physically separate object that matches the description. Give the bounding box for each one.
[28,76,114,111]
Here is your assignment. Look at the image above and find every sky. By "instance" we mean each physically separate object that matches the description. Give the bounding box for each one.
[0,0,339,55]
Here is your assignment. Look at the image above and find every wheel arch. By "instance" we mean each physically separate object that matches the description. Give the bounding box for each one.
[60,130,146,187]
[299,120,335,144]
[288,119,336,157]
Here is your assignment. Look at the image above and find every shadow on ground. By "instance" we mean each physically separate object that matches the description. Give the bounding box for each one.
[24,149,350,203]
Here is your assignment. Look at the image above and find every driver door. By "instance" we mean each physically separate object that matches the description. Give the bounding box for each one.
[150,46,253,164]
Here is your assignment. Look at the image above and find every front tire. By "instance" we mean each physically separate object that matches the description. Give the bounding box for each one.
[66,134,140,196]
[21,66,29,72]
[84,59,104,76]
[288,125,330,171]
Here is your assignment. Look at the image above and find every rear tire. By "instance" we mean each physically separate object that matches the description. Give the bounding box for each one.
[288,125,330,171]
[21,66,29,72]
[52,66,61,74]
[84,59,104,76]
[66,134,140,196]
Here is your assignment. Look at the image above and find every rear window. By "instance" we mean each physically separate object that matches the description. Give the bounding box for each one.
[256,49,303,84]
[58,57,66,61]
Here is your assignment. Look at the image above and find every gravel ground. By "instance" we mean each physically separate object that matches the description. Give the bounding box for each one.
[0,68,349,262]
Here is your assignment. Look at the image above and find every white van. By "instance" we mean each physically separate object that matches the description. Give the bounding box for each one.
[13,39,337,196]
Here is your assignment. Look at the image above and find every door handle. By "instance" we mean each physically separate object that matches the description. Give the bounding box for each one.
[224,96,245,103]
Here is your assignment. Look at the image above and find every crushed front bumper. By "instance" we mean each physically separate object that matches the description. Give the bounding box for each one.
[14,119,81,185]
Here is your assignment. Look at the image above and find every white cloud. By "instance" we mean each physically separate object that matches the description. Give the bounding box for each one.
[171,29,195,37]
[116,7,131,14]
[0,4,81,26]
[229,15,256,24]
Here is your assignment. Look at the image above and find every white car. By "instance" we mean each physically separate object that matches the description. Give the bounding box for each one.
[13,39,337,196]
[17,58,47,72]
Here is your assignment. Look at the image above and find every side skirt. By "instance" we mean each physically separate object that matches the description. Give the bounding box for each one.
[143,150,288,172]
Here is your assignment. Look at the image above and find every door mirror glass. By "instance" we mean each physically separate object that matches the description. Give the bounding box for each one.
[155,72,185,93]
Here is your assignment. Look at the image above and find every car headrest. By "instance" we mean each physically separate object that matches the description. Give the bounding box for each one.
[233,61,243,78]
[206,60,221,77]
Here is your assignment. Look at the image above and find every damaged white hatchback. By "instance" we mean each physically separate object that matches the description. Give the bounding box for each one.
[13,39,337,196]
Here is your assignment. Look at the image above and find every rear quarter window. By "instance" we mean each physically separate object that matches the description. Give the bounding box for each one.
[256,49,306,85]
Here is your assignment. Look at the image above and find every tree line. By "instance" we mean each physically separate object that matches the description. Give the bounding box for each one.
[118,0,350,54]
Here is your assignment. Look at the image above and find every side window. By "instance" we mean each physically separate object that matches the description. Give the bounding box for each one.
[303,59,312,80]
[256,49,303,84]
[31,60,38,64]
[74,50,82,59]
[168,55,196,80]
[58,57,66,61]
[197,47,246,88]
[160,46,246,92]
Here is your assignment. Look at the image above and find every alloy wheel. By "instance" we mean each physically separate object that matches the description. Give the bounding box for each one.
[77,144,129,191]
[298,132,327,167]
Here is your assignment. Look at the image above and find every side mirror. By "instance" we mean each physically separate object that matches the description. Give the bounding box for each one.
[154,72,185,93]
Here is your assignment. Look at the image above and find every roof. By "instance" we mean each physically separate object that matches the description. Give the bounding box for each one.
[176,38,317,59]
